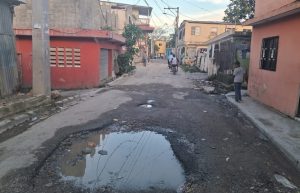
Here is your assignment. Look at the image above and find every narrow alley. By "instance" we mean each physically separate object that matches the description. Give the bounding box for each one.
[0,61,299,193]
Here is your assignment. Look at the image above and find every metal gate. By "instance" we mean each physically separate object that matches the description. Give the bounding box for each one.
[100,49,109,83]
[0,1,19,97]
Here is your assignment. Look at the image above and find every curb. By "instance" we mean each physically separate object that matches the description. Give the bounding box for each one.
[226,95,300,171]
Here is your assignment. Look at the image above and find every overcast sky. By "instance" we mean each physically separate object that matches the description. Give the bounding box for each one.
[108,0,230,28]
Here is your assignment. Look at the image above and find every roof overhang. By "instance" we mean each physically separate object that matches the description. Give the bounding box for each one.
[4,0,25,6]
[138,25,154,33]
[14,28,126,45]
[244,1,300,26]
[204,31,252,45]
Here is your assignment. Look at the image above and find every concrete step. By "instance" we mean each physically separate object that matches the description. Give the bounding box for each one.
[0,95,50,119]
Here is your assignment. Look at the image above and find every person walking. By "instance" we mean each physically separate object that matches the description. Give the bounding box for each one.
[142,51,147,67]
[233,61,245,102]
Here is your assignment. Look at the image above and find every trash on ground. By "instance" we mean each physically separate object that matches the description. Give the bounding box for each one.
[274,174,298,189]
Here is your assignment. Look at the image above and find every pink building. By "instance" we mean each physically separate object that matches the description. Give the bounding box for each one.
[245,0,300,118]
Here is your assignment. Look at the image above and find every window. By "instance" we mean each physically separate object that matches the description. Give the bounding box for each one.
[210,27,218,36]
[191,27,200,35]
[260,36,279,71]
[50,47,81,67]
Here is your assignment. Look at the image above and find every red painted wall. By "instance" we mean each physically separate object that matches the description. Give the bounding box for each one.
[16,37,120,90]
[248,14,300,117]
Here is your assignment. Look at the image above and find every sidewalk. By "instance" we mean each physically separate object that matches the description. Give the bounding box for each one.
[226,92,300,171]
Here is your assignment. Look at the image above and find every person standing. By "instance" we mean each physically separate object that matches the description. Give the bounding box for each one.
[233,61,245,102]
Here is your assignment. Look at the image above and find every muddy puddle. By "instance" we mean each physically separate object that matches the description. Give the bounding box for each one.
[58,130,185,192]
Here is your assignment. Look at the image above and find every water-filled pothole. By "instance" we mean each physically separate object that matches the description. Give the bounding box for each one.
[139,99,155,109]
[59,130,185,192]
[139,104,153,108]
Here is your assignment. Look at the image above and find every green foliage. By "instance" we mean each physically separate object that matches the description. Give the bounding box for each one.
[117,53,136,75]
[223,0,255,24]
[117,24,142,75]
[167,33,176,48]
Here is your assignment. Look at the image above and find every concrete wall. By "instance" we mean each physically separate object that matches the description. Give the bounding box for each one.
[248,13,300,117]
[16,36,120,89]
[154,40,166,55]
[14,0,102,29]
[255,0,296,17]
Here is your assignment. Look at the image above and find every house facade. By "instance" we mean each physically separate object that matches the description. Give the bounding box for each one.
[154,39,167,58]
[0,0,23,97]
[199,31,251,82]
[99,1,154,64]
[15,29,125,90]
[13,0,126,89]
[245,0,300,118]
[178,20,252,64]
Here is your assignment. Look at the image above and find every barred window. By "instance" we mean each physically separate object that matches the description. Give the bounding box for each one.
[260,37,279,71]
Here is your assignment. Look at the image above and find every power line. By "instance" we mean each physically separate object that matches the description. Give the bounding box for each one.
[160,0,176,15]
[152,0,172,22]
[134,0,141,5]
[183,0,210,12]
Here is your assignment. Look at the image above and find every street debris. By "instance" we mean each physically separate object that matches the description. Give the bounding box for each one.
[82,147,93,155]
[193,79,233,95]
[44,182,53,187]
[51,90,61,99]
[98,150,108,155]
[87,141,96,148]
[274,174,298,189]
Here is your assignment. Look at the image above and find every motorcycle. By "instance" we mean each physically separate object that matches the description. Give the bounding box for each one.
[171,64,178,75]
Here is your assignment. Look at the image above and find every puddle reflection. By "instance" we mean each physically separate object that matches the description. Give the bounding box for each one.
[60,131,185,192]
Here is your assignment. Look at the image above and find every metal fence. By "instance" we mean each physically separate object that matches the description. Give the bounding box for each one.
[0,1,19,97]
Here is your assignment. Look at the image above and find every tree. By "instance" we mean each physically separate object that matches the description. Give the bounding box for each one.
[117,24,142,75]
[223,0,255,24]
[166,33,175,48]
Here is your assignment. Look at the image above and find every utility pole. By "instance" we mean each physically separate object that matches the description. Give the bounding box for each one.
[32,0,51,96]
[164,7,179,56]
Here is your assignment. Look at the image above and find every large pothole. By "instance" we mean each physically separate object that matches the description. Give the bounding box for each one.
[52,129,185,192]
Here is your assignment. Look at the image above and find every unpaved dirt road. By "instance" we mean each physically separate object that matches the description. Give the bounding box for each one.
[0,60,299,193]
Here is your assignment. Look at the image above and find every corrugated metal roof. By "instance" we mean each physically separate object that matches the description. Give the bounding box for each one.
[2,0,25,6]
